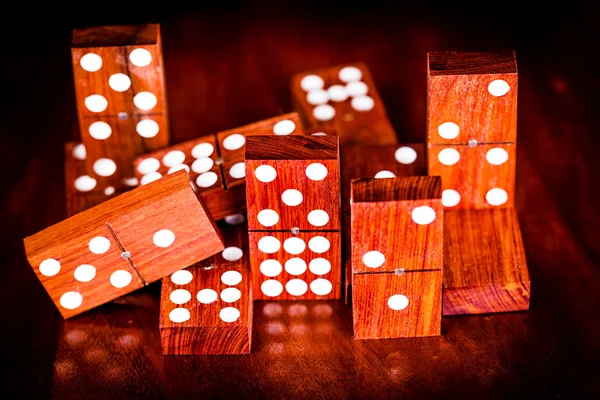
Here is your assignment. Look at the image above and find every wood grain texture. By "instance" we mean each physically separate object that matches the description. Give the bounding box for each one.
[71,23,169,189]
[23,171,223,318]
[64,142,128,217]
[249,231,341,300]
[353,270,442,339]
[427,51,517,145]
[217,112,304,188]
[71,24,159,47]
[340,143,426,303]
[443,208,530,315]
[351,176,442,274]
[245,136,341,231]
[160,221,252,355]
[291,62,398,146]
[352,175,441,203]
[427,143,516,209]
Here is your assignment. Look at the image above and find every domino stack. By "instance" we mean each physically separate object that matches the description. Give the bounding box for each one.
[426,51,530,315]
[70,23,169,203]
[351,176,443,339]
[245,135,342,300]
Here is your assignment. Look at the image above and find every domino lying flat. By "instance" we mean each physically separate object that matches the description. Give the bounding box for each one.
[291,62,397,146]
[160,220,252,355]
[133,112,304,221]
[23,170,224,319]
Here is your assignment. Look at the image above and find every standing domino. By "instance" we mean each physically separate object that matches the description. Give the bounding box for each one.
[351,176,443,339]
[245,136,342,300]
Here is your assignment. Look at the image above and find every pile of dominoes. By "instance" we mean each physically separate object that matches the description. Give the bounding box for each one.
[23,24,530,355]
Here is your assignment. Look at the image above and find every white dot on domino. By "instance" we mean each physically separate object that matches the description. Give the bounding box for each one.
[313,104,335,121]
[197,288,218,304]
[307,90,329,105]
[300,74,324,91]
[339,66,363,83]
[327,85,348,102]
[346,81,368,97]
[351,95,374,112]
[273,120,296,135]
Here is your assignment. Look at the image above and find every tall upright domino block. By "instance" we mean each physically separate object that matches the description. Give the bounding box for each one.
[427,51,517,210]
[291,63,397,146]
[351,176,443,339]
[71,24,170,190]
[160,220,252,355]
[245,136,342,300]
[23,171,223,319]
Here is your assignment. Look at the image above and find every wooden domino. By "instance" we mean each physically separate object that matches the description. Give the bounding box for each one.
[160,220,252,355]
[340,143,426,304]
[351,176,443,339]
[443,208,530,315]
[71,23,169,190]
[245,135,342,300]
[291,62,398,146]
[23,170,223,319]
[427,51,517,209]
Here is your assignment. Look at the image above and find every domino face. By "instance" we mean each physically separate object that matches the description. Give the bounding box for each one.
[291,62,397,145]
[351,177,443,274]
[248,231,342,300]
[244,136,341,231]
[71,24,169,188]
[245,135,342,300]
[427,143,516,209]
[427,51,518,210]
[427,51,518,145]
[160,221,252,355]
[23,171,223,318]
[351,176,443,339]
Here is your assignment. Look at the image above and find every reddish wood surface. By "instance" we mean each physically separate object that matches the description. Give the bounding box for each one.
[23,171,223,318]
[353,270,442,339]
[443,208,530,315]
[428,143,516,209]
[245,135,341,231]
[351,177,442,338]
[249,231,342,300]
[291,62,398,145]
[160,219,252,355]
[427,51,518,145]
[351,176,442,273]
[4,4,599,398]
[71,23,169,188]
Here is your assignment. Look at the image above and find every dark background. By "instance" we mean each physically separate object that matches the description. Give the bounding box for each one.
[1,1,599,399]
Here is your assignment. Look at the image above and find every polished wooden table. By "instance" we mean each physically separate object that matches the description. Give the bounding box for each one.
[2,3,599,399]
